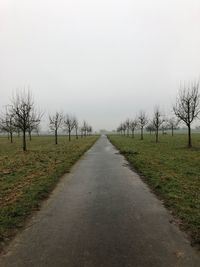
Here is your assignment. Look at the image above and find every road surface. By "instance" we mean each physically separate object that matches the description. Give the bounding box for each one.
[1,135,200,267]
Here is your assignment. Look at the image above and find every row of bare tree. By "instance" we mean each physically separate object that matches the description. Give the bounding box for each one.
[117,81,200,148]
[118,112,179,140]
[49,113,92,144]
[0,91,92,151]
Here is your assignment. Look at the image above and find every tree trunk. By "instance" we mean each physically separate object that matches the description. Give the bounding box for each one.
[10,132,13,143]
[132,129,135,138]
[76,128,78,139]
[155,128,158,143]
[141,127,143,140]
[23,130,26,151]
[29,130,32,141]
[69,130,71,141]
[55,129,58,144]
[188,124,192,148]
[171,126,174,136]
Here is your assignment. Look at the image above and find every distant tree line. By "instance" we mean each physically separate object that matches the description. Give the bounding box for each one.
[0,90,93,151]
[49,113,92,144]
[117,81,200,148]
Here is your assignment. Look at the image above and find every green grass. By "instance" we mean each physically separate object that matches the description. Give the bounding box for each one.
[0,135,98,249]
[108,133,200,245]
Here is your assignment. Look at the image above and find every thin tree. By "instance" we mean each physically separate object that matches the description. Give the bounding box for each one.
[12,90,40,151]
[87,125,92,135]
[34,124,40,136]
[117,124,123,135]
[173,81,200,147]
[27,107,42,141]
[74,117,79,139]
[130,119,138,138]
[64,115,76,141]
[125,119,131,136]
[49,112,63,144]
[161,122,168,135]
[0,107,15,143]
[82,121,87,137]
[146,123,155,135]
[82,121,89,137]
[138,111,148,140]
[121,122,127,136]
[168,117,179,136]
[80,126,84,138]
[81,121,92,136]
[152,107,164,143]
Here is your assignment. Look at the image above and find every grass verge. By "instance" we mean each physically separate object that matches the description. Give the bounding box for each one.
[0,135,98,250]
[108,134,200,246]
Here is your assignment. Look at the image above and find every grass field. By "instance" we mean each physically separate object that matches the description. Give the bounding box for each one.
[0,135,98,249]
[108,133,200,245]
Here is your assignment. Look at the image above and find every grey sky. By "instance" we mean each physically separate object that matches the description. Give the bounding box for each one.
[0,0,200,130]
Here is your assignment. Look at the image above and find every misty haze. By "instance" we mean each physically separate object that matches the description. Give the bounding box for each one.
[1,1,200,266]
[1,0,200,131]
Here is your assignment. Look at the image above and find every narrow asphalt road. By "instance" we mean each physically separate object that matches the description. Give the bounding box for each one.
[1,135,200,267]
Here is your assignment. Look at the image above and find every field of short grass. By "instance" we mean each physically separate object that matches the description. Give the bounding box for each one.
[0,135,98,250]
[108,133,200,245]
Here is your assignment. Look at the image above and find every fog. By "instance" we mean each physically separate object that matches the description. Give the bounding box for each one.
[0,0,200,131]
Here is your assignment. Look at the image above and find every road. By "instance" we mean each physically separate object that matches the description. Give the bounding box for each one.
[1,135,200,267]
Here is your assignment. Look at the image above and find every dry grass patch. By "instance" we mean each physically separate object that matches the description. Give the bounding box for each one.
[0,135,98,249]
[108,134,200,246]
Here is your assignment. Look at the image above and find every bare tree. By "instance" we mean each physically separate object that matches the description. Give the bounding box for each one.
[80,121,92,137]
[12,90,41,151]
[81,121,87,137]
[168,117,179,136]
[161,121,168,135]
[49,112,63,144]
[87,125,92,135]
[0,107,15,143]
[138,111,148,140]
[146,123,155,135]
[74,117,79,139]
[173,82,200,147]
[34,124,41,136]
[125,119,131,136]
[82,121,89,137]
[80,126,84,138]
[130,119,138,138]
[117,124,123,135]
[121,122,127,136]
[64,115,76,141]
[152,107,164,143]
[27,107,43,141]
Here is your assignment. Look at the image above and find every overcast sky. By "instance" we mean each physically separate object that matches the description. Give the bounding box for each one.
[0,0,200,131]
